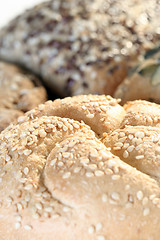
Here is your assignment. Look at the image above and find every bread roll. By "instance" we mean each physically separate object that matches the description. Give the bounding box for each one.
[0,61,47,131]
[114,45,160,104]
[1,95,160,240]
[0,0,159,96]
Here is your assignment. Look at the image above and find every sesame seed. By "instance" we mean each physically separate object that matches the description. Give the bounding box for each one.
[86,171,94,178]
[135,155,144,160]
[38,129,47,138]
[45,207,53,213]
[23,149,32,156]
[63,207,70,212]
[73,167,81,173]
[143,208,150,216]
[123,150,129,158]
[94,170,104,177]
[5,155,11,162]
[35,203,43,210]
[88,225,95,234]
[97,235,106,240]
[127,145,135,153]
[23,167,29,175]
[128,134,133,140]
[24,225,32,230]
[114,142,123,148]
[96,222,103,232]
[137,191,143,200]
[17,203,23,212]
[102,193,108,202]
[111,192,120,201]
[50,159,57,166]
[87,113,94,118]
[62,172,71,179]
[112,175,120,180]
[119,132,125,138]
[15,222,21,230]
[142,197,148,206]
[88,164,97,170]
[135,131,145,139]
[24,184,33,190]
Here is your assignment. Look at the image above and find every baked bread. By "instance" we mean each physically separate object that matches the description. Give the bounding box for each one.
[0,61,47,131]
[1,95,160,240]
[0,0,159,96]
[114,45,160,104]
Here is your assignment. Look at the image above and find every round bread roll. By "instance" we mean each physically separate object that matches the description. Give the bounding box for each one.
[0,0,159,96]
[114,45,160,104]
[1,95,160,240]
[0,108,23,132]
[0,61,47,132]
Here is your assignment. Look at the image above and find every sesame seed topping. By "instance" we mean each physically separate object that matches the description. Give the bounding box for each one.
[137,191,143,201]
[123,150,129,158]
[111,192,120,201]
[88,225,95,234]
[35,203,43,210]
[94,170,104,177]
[24,225,32,230]
[143,208,150,216]
[86,172,94,178]
[23,167,29,175]
[62,172,71,179]
[112,175,120,180]
[15,222,21,230]
[135,155,144,160]
[97,235,106,240]
[102,193,108,203]
[142,197,148,206]
[96,222,103,232]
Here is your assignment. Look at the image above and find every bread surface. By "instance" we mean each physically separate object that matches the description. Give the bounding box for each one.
[1,95,160,240]
[0,61,47,132]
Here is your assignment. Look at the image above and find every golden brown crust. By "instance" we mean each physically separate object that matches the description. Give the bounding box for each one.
[121,100,160,128]
[0,108,23,132]
[0,61,47,111]
[1,95,160,240]
[25,95,126,137]
[0,61,47,132]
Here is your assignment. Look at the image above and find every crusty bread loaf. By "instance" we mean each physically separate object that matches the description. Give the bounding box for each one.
[0,61,47,132]
[1,95,160,240]
[0,0,159,97]
[114,46,160,104]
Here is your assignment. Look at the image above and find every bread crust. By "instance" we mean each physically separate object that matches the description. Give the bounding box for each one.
[1,95,160,240]
[0,61,47,132]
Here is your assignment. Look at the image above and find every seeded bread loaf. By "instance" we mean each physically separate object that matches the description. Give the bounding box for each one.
[0,0,159,96]
[0,61,47,132]
[1,95,160,240]
[114,45,160,104]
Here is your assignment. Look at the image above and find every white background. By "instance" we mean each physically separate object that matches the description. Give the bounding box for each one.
[0,0,46,27]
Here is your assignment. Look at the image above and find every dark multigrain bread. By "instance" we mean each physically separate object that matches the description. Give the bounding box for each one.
[1,95,160,240]
[0,0,159,96]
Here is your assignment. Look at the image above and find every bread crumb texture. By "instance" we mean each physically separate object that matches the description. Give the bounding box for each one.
[1,95,160,240]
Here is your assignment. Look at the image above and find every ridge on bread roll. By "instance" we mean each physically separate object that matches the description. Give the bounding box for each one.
[0,0,159,97]
[1,95,160,240]
[0,61,47,132]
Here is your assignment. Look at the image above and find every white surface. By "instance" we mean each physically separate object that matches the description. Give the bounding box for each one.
[0,0,46,27]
